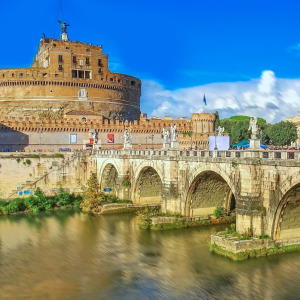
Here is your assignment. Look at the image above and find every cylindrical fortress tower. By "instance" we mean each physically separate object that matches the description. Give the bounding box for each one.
[0,34,141,121]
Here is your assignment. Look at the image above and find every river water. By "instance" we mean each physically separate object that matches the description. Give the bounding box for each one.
[0,211,300,300]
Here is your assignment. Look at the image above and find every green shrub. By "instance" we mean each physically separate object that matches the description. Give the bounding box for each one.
[23,159,31,166]
[122,180,131,187]
[225,223,236,234]
[259,234,270,239]
[55,189,73,207]
[0,199,7,207]
[213,207,224,218]
[24,195,41,209]
[0,189,83,216]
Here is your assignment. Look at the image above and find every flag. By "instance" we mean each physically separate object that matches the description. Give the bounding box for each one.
[203,94,207,106]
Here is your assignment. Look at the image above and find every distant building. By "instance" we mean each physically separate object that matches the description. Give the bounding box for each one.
[0,24,141,121]
[285,115,300,147]
[0,23,217,151]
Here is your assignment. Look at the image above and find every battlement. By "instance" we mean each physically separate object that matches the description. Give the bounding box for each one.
[0,112,216,135]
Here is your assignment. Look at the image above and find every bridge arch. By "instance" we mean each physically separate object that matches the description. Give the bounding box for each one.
[132,166,163,204]
[272,182,300,240]
[99,163,120,196]
[185,168,236,217]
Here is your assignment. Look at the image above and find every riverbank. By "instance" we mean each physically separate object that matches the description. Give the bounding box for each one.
[100,203,161,215]
[138,214,235,230]
[0,189,82,215]
[210,231,300,261]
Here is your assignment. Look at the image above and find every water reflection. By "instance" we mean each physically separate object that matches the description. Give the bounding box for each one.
[0,212,299,300]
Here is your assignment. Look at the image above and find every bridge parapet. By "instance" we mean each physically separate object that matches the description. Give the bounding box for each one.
[95,149,300,164]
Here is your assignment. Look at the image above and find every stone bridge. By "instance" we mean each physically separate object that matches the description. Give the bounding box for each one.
[95,148,300,241]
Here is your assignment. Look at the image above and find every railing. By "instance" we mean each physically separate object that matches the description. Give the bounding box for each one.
[94,148,300,161]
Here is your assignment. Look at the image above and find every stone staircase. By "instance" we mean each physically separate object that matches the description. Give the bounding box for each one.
[7,153,86,199]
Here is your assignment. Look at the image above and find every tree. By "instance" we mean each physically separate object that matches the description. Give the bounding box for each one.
[80,173,104,213]
[219,115,266,144]
[265,121,297,146]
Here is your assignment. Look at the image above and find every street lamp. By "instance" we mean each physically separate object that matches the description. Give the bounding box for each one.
[214,130,218,151]
[150,134,154,149]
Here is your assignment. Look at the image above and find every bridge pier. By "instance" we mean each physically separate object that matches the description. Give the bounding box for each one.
[161,180,181,214]
[236,196,265,236]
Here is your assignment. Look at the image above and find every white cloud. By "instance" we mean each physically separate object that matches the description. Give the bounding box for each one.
[141,70,300,123]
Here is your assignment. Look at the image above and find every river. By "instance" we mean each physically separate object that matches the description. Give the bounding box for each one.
[0,211,299,300]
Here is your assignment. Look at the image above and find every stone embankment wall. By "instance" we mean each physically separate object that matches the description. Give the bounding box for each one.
[0,153,92,199]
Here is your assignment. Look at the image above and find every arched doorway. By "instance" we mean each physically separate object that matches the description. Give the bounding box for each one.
[134,167,162,204]
[186,171,235,217]
[274,184,300,240]
[100,164,119,196]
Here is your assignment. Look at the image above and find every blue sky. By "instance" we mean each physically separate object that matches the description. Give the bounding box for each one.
[1,0,300,122]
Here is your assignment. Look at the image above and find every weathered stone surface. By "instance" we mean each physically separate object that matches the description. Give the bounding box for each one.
[95,149,300,242]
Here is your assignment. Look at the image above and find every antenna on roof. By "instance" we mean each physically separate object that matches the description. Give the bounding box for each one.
[58,20,70,41]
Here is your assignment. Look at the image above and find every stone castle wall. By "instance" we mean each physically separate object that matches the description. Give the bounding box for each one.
[0,38,141,120]
[0,113,216,150]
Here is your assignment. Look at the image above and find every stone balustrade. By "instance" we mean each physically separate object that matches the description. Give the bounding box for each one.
[95,148,300,162]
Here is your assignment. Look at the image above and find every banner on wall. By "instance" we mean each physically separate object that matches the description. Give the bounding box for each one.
[107,134,115,144]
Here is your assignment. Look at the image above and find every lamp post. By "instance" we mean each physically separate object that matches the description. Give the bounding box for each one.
[214,130,218,151]
[150,134,154,149]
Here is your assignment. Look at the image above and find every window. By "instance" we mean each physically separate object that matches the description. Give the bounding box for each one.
[70,134,77,144]
[78,70,84,78]
[58,65,63,71]
[72,56,77,64]
[98,68,102,74]
[72,70,91,79]
[131,81,135,86]
[79,59,84,66]
[98,59,102,67]
[19,73,24,77]
[72,70,77,78]
[58,55,63,63]
[86,57,90,65]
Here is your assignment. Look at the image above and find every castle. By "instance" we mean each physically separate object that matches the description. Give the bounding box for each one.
[0,22,141,121]
[0,23,216,151]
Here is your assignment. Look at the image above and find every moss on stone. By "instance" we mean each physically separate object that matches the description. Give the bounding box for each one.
[139,215,235,231]
[210,242,300,261]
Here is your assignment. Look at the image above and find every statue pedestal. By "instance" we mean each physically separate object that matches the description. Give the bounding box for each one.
[249,139,261,149]
[170,141,179,149]
[123,143,132,149]
[163,143,170,150]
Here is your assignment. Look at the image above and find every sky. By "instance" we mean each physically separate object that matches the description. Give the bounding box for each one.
[1,0,300,122]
